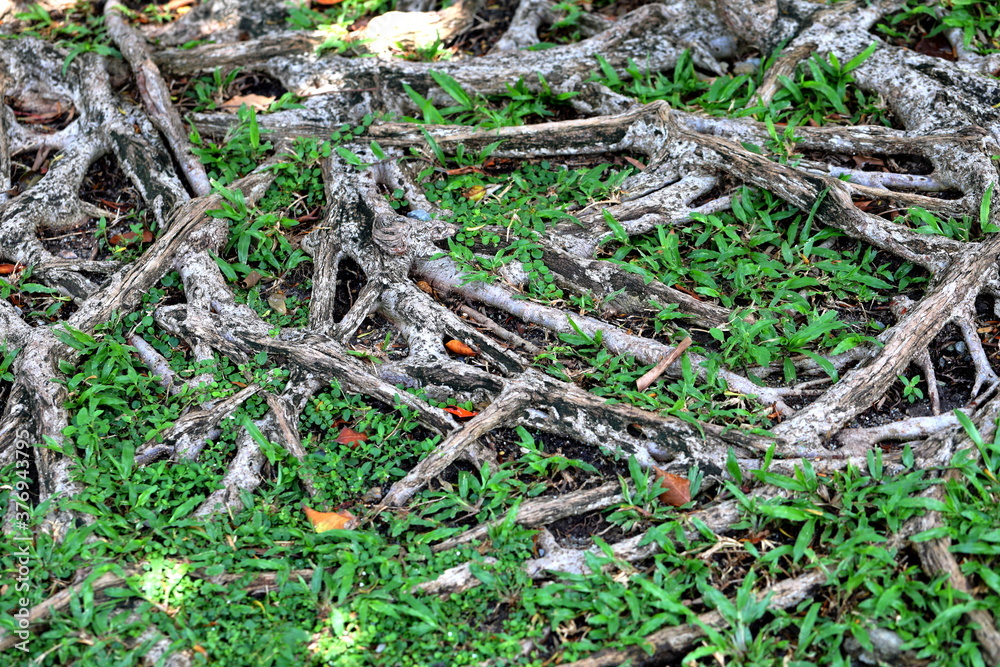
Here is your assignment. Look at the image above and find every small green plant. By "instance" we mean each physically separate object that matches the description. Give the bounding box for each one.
[183,67,242,112]
[767,44,887,126]
[14,2,121,73]
[898,373,924,403]
[191,104,272,185]
[514,426,598,478]
[607,456,678,531]
[880,0,1000,54]
[404,71,577,129]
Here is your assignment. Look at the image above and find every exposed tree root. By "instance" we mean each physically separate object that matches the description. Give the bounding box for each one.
[4,0,1000,661]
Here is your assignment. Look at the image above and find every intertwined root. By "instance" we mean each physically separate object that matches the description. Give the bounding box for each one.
[3,0,1000,661]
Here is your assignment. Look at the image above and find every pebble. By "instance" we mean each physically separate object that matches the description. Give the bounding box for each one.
[407,209,432,221]
[58,250,78,259]
[955,341,967,354]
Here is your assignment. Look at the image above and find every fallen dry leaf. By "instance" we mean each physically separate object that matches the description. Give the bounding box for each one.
[445,339,477,356]
[622,156,646,170]
[463,185,486,201]
[444,406,478,419]
[652,467,692,507]
[0,264,20,275]
[335,427,368,449]
[302,504,357,532]
[267,292,288,315]
[219,94,276,112]
[240,270,262,289]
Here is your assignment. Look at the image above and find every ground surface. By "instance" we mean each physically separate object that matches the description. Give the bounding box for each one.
[0,0,1000,665]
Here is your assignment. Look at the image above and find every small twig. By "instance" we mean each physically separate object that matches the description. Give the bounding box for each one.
[636,336,691,391]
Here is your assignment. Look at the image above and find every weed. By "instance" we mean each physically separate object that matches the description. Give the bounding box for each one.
[191,105,272,186]
[404,71,577,129]
[13,2,120,73]
[183,67,243,113]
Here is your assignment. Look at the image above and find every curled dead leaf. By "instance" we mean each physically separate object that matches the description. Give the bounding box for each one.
[302,504,357,532]
[652,467,692,507]
[240,270,262,289]
[445,339,477,356]
[416,280,434,295]
[336,427,368,449]
[0,264,20,275]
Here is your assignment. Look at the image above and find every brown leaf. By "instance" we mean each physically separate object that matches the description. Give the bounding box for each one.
[652,467,691,507]
[0,264,19,275]
[416,280,434,294]
[914,35,956,61]
[622,156,646,171]
[444,406,478,419]
[336,427,368,449]
[109,232,139,246]
[219,93,276,113]
[240,270,262,289]
[445,339,477,356]
[302,504,357,532]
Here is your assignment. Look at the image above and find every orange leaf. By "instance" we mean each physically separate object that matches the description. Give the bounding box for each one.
[652,467,691,507]
[108,230,153,246]
[444,406,478,419]
[445,339,477,356]
[302,504,357,532]
[0,264,19,275]
[313,0,345,5]
[336,427,368,449]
